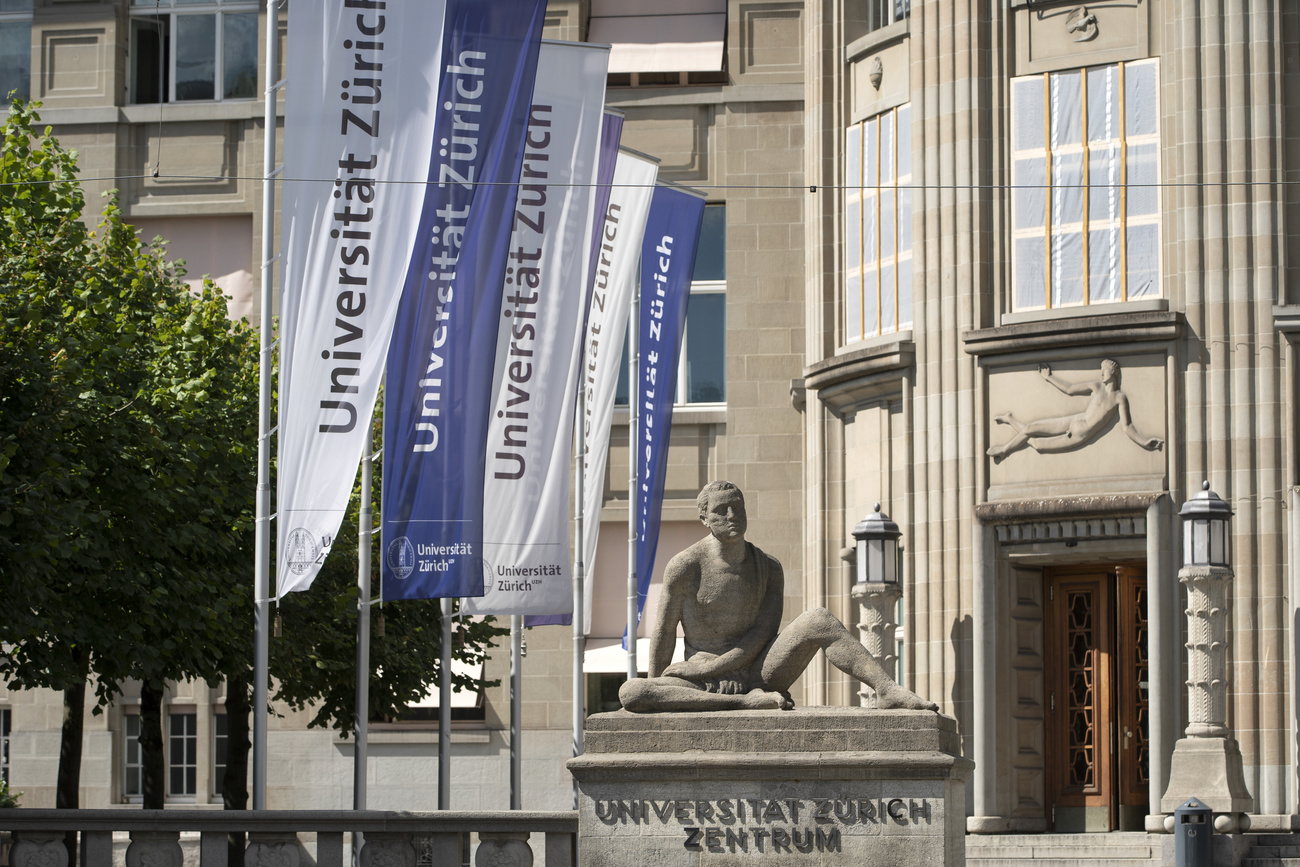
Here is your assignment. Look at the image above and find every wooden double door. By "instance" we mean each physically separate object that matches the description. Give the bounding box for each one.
[1045,565,1150,832]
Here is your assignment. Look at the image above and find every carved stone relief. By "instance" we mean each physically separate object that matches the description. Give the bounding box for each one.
[987,359,1163,461]
[125,832,183,867]
[1064,7,1099,42]
[10,834,68,867]
[984,355,1166,502]
[475,832,533,867]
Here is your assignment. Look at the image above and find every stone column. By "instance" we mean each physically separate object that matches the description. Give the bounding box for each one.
[852,581,902,708]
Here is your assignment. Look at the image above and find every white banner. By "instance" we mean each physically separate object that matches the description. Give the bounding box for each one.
[276,2,448,596]
[462,41,611,615]
[578,149,659,632]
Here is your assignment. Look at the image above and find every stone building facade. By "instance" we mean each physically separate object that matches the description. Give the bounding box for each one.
[3,0,1299,841]
[803,0,1300,835]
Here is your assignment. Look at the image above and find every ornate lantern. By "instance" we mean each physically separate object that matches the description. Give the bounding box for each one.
[1179,481,1232,568]
[852,503,901,585]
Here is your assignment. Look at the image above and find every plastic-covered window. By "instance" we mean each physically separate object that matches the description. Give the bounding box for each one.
[1011,59,1160,311]
[843,104,913,345]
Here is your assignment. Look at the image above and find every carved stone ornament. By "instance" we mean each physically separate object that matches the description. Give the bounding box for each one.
[868,56,883,90]
[986,359,1163,462]
[359,835,416,867]
[10,834,68,867]
[475,832,533,867]
[1065,6,1099,42]
[245,834,301,867]
[125,832,183,867]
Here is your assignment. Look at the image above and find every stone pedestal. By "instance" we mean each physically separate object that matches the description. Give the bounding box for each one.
[568,708,971,866]
[1160,737,1254,832]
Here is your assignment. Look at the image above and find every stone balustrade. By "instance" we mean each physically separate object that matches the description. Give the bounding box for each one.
[0,810,576,867]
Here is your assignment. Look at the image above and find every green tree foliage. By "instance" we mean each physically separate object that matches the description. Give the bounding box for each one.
[0,101,258,810]
[270,410,508,736]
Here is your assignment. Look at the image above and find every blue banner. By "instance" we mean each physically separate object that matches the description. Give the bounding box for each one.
[633,184,707,628]
[381,0,547,600]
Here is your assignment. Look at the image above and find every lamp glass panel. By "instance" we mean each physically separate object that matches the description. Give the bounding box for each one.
[1210,521,1225,566]
[1192,518,1210,565]
[867,538,885,583]
[883,540,897,583]
[856,542,867,584]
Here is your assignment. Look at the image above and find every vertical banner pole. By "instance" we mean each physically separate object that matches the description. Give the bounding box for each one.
[511,614,523,809]
[627,288,639,681]
[439,597,452,809]
[572,384,585,807]
[353,428,373,851]
[252,0,279,813]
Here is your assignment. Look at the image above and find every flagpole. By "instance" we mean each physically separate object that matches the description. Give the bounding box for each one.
[572,381,586,808]
[252,0,281,813]
[439,597,452,809]
[510,614,523,809]
[353,427,373,859]
[627,282,639,680]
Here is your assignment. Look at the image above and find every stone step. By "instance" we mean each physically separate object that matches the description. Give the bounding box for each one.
[1242,859,1300,867]
[1250,847,1300,857]
[966,832,1160,866]
[967,857,1159,863]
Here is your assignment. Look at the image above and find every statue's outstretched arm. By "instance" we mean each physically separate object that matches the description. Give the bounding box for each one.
[1117,393,1164,451]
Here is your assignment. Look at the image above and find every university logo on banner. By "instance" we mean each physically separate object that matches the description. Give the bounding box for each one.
[577,148,659,633]
[463,40,610,616]
[380,0,548,601]
[276,0,450,597]
[633,184,708,628]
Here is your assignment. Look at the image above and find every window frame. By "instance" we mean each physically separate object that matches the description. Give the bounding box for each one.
[843,104,914,345]
[1009,58,1161,312]
[123,711,142,802]
[1,706,10,785]
[128,0,259,105]
[167,710,198,799]
[0,0,32,105]
[212,710,227,797]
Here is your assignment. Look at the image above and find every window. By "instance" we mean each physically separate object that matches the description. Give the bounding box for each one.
[865,0,909,34]
[1,707,10,784]
[129,0,258,104]
[0,0,31,104]
[1010,59,1160,311]
[617,203,726,406]
[123,712,142,799]
[168,712,197,797]
[212,712,227,797]
[844,105,913,343]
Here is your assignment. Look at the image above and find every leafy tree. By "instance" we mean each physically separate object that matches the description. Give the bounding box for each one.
[0,100,258,816]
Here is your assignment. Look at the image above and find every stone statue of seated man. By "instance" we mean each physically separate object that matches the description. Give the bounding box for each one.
[620,481,938,713]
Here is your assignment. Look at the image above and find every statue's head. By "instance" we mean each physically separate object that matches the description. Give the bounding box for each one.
[697,480,746,542]
[1100,358,1120,385]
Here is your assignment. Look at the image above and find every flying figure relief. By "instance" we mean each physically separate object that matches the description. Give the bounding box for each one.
[619,481,936,714]
[986,359,1164,462]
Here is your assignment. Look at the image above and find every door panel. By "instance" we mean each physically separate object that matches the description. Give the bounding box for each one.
[1044,565,1147,832]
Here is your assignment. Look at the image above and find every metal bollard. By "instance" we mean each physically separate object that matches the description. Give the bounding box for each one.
[1174,797,1213,867]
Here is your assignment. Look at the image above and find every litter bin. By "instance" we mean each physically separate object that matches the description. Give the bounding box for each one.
[1174,797,1213,867]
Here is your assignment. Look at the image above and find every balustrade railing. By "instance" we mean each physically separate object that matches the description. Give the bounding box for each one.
[0,810,576,867]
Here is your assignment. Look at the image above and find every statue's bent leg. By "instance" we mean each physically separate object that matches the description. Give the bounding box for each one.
[759,608,938,711]
[619,676,787,713]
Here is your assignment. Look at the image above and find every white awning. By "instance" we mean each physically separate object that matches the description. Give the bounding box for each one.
[583,637,686,673]
[588,0,726,74]
[409,659,483,709]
